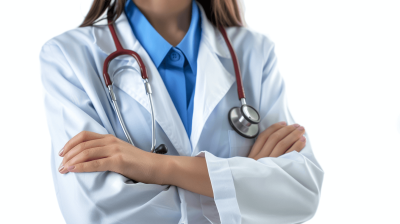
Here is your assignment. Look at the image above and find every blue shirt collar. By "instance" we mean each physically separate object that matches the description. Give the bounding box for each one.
[124,0,201,73]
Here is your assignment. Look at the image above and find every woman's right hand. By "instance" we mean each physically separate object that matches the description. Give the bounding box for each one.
[248,121,306,160]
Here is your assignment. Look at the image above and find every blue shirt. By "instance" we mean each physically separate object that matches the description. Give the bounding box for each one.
[124,0,201,139]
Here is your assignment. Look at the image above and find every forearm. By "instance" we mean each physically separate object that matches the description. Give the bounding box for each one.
[151,123,303,199]
[153,154,214,198]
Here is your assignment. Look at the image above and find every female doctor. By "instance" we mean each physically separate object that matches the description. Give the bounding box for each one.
[40,0,324,223]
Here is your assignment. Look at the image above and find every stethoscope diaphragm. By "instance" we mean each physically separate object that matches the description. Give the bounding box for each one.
[228,104,260,139]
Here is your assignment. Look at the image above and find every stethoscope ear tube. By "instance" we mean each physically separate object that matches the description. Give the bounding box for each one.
[108,85,134,145]
[144,79,169,154]
[103,20,167,154]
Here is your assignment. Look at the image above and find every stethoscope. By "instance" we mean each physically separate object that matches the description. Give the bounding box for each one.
[103,20,261,155]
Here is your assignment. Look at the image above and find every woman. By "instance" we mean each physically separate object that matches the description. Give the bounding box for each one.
[40,0,324,223]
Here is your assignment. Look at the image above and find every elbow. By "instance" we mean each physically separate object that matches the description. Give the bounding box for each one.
[281,184,322,223]
[299,190,322,223]
[55,173,107,224]
[297,170,324,223]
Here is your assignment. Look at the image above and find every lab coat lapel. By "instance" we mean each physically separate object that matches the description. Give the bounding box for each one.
[93,13,192,156]
[190,42,235,152]
[190,3,235,152]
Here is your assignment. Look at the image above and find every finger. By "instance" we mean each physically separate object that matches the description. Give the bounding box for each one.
[254,124,300,160]
[66,157,111,173]
[248,121,287,158]
[285,136,306,154]
[270,126,305,157]
[60,146,114,174]
[61,138,107,167]
[60,131,106,157]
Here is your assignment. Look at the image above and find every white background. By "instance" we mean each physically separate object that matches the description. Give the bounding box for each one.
[1,0,399,223]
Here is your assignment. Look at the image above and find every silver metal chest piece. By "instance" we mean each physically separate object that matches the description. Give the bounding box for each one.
[228,104,260,138]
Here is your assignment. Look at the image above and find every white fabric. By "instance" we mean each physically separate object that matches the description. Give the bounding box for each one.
[40,2,324,224]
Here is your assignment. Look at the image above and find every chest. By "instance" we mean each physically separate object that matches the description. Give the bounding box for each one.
[98,56,258,158]
[76,33,264,158]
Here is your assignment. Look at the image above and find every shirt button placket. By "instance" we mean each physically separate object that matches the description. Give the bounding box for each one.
[170,51,181,61]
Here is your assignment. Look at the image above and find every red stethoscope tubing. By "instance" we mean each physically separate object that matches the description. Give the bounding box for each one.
[102,21,149,87]
[102,21,246,101]
[217,26,245,100]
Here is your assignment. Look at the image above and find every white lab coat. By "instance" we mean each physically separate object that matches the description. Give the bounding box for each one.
[40,3,324,224]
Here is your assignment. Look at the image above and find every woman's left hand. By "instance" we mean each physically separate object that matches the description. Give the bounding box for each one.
[58,131,163,184]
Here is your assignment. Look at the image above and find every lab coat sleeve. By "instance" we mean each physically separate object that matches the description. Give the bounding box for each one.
[40,43,182,224]
[196,41,324,224]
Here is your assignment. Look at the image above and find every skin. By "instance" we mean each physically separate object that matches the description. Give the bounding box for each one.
[58,122,306,198]
[57,0,307,198]
[133,0,192,46]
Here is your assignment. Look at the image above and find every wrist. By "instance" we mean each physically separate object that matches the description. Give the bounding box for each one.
[148,153,175,185]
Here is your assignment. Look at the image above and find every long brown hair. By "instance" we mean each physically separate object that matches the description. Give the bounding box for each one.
[79,0,244,28]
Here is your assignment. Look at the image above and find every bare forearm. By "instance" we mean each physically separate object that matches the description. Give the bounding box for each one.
[155,155,214,198]
[151,123,305,198]
[61,122,306,201]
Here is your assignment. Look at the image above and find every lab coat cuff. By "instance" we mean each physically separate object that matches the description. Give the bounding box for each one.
[195,151,242,224]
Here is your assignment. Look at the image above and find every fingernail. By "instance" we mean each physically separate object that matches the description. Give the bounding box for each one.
[67,166,75,172]
[279,121,287,125]
[297,126,304,131]
[59,148,64,156]
[300,136,306,142]
[58,163,64,172]
[293,124,300,128]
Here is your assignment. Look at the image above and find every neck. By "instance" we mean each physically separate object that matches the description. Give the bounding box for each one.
[132,0,192,46]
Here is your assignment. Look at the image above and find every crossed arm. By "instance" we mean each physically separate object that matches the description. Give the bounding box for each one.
[58,121,307,198]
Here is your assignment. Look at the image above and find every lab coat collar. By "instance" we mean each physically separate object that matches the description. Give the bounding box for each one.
[196,1,231,59]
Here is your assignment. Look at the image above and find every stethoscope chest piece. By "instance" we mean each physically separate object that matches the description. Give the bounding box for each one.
[228,104,260,138]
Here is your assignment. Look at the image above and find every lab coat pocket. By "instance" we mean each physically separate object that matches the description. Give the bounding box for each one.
[228,130,255,157]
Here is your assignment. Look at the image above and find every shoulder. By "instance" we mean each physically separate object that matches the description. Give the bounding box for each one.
[225,26,276,62]
[40,26,95,57]
[39,26,99,87]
